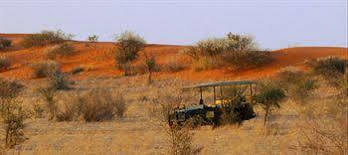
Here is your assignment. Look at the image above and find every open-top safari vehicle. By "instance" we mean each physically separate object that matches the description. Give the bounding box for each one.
[168,80,257,127]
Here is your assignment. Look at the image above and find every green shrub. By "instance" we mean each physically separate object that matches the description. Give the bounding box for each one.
[143,53,157,84]
[20,30,72,48]
[0,56,11,70]
[0,37,12,50]
[30,60,60,78]
[253,80,286,125]
[45,43,75,59]
[114,31,146,76]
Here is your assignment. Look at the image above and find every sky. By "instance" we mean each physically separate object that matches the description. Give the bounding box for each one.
[0,0,347,49]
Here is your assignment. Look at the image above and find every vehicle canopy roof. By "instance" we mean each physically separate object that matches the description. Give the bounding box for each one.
[183,80,256,89]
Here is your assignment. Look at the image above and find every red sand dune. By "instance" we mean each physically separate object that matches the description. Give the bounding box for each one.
[0,34,347,81]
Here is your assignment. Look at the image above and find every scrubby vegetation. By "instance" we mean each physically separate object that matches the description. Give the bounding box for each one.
[75,89,127,122]
[308,56,347,87]
[0,37,12,51]
[184,33,272,71]
[0,78,24,99]
[166,124,202,155]
[0,78,28,148]
[114,31,146,76]
[143,53,157,84]
[20,30,72,48]
[275,67,317,102]
[30,60,60,78]
[0,56,11,71]
[253,80,286,125]
[86,35,99,48]
[45,43,75,59]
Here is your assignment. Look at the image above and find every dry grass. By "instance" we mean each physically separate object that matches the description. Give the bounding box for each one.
[0,56,11,71]
[0,74,345,154]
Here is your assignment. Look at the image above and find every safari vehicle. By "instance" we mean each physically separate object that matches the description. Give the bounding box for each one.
[168,80,257,126]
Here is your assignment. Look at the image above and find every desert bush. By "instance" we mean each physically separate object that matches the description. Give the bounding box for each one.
[185,33,271,71]
[0,37,12,50]
[20,30,72,48]
[38,87,58,120]
[45,43,75,59]
[114,31,146,76]
[0,98,29,148]
[309,56,347,80]
[86,35,99,48]
[30,60,60,78]
[0,78,24,99]
[253,80,286,125]
[166,124,202,155]
[47,71,71,90]
[222,50,272,69]
[77,89,126,122]
[0,79,28,148]
[0,56,11,70]
[226,32,256,51]
[276,67,317,102]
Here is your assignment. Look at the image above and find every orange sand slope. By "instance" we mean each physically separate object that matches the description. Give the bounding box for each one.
[0,34,347,81]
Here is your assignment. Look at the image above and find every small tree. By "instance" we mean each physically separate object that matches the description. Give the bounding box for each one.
[114,31,146,76]
[253,81,286,125]
[143,53,157,84]
[86,35,99,49]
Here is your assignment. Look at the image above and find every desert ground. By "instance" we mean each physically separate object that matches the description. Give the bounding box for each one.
[0,33,347,154]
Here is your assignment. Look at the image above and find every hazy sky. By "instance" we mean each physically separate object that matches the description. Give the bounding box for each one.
[0,0,347,49]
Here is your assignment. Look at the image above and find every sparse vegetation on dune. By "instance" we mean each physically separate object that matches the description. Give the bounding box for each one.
[45,43,75,59]
[30,60,60,78]
[114,31,146,76]
[0,32,347,154]
[184,33,273,71]
[20,30,72,48]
